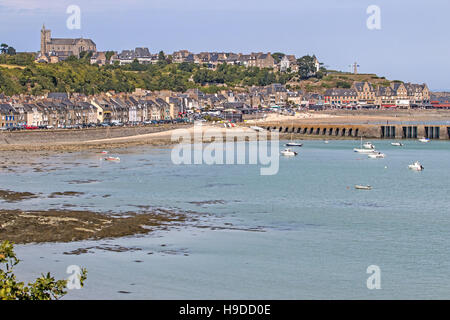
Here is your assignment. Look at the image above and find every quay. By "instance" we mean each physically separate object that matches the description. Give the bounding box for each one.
[259,122,450,140]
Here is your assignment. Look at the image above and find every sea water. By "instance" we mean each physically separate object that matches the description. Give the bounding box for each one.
[4,139,450,299]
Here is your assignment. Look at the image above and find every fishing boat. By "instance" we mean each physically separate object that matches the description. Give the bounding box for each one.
[355,185,372,190]
[368,152,385,159]
[408,161,424,171]
[280,148,298,157]
[104,156,120,162]
[391,142,404,146]
[418,137,430,143]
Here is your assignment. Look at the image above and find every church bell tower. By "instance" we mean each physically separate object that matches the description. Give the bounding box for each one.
[40,24,51,55]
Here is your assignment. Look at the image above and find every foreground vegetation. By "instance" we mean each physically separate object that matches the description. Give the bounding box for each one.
[0,240,87,300]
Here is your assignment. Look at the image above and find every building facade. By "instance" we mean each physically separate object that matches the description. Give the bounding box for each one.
[40,25,96,60]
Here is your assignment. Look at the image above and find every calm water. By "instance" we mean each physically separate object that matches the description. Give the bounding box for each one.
[5,139,450,299]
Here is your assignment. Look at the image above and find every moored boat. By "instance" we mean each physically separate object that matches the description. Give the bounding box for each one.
[418,137,430,143]
[368,152,385,159]
[391,142,404,146]
[104,156,120,162]
[354,137,376,153]
[285,142,303,147]
[355,185,372,190]
[354,148,378,154]
[408,161,424,171]
[280,148,298,157]
[363,142,375,149]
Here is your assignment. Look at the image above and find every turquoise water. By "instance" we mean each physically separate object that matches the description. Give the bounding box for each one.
[5,139,450,299]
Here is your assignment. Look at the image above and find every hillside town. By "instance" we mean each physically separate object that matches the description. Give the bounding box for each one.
[0,25,449,129]
[0,80,447,129]
[35,25,317,72]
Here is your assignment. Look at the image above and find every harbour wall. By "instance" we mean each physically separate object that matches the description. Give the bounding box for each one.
[258,123,450,140]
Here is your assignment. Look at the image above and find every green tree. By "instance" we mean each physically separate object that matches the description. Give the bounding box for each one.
[6,47,16,55]
[158,51,165,61]
[271,52,285,64]
[105,51,115,62]
[0,43,8,54]
[0,240,87,300]
[297,55,317,79]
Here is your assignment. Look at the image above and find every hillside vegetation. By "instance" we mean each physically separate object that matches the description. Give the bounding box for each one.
[294,72,394,94]
[0,53,398,96]
[0,53,294,96]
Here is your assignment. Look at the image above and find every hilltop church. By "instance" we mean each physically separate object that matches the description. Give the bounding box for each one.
[37,24,96,62]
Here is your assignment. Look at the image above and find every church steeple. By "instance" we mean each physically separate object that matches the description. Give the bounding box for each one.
[40,24,51,55]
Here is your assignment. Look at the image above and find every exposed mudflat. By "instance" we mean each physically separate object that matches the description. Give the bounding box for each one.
[0,189,39,202]
[0,208,192,244]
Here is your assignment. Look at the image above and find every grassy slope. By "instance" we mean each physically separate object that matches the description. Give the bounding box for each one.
[0,64,25,69]
[288,72,393,94]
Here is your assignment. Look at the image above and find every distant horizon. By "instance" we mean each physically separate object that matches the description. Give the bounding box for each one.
[1,0,450,91]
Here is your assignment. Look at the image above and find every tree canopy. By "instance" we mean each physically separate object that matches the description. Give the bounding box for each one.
[297,55,318,79]
[0,55,295,96]
[0,43,17,56]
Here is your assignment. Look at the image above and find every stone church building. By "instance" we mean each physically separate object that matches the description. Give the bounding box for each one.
[39,24,96,61]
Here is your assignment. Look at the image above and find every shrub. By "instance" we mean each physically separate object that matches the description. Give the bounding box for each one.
[0,240,87,300]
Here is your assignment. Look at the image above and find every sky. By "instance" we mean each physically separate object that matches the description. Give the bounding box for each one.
[0,0,449,90]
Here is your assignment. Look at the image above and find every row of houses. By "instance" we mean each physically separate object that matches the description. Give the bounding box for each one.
[0,93,187,128]
[0,80,437,128]
[0,84,319,127]
[324,82,431,108]
[91,48,320,73]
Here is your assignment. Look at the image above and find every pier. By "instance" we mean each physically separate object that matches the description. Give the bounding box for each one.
[258,122,450,140]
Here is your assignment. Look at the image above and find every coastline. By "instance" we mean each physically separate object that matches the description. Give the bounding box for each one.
[1,110,449,152]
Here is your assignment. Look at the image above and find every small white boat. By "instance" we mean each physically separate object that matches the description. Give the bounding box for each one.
[354,148,378,154]
[368,152,385,159]
[285,142,303,147]
[355,185,372,190]
[280,148,298,157]
[363,142,375,149]
[104,156,120,162]
[408,161,424,171]
[391,142,404,146]
[354,137,376,153]
[418,137,430,143]
[324,140,329,144]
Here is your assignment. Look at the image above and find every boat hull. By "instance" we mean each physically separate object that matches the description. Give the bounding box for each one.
[355,185,372,190]
[354,148,377,154]
[285,143,303,147]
